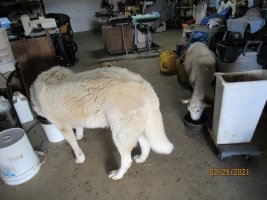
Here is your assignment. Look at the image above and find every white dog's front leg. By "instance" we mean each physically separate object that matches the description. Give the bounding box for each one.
[75,128,84,140]
[108,153,132,180]
[61,126,85,163]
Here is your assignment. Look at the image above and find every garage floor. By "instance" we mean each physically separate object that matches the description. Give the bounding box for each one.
[1,29,267,200]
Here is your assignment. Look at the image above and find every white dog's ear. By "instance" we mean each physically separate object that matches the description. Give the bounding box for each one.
[181,99,190,104]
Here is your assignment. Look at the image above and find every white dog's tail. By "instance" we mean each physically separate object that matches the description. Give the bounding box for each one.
[144,109,174,154]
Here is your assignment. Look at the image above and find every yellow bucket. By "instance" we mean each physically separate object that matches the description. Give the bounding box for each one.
[160,50,177,75]
[176,59,188,84]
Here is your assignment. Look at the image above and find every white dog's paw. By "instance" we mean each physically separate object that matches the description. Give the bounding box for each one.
[76,135,83,141]
[75,152,85,164]
[108,170,123,180]
[133,155,146,163]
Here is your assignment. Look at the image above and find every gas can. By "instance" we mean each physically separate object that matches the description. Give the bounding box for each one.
[160,50,177,75]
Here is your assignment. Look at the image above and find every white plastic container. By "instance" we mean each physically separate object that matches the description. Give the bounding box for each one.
[40,123,65,143]
[20,15,32,36]
[0,96,15,126]
[0,128,40,185]
[212,70,267,144]
[0,28,15,74]
[37,116,64,143]
[13,92,34,124]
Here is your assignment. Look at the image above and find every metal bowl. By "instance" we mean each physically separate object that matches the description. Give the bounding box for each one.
[183,112,207,131]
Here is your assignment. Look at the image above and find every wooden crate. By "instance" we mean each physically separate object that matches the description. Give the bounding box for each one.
[102,25,132,54]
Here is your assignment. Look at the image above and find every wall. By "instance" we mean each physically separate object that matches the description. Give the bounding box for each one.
[44,0,102,32]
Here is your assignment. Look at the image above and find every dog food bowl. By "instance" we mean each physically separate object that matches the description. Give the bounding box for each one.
[183,112,207,131]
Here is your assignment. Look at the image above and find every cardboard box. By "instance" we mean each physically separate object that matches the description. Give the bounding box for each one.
[102,25,132,54]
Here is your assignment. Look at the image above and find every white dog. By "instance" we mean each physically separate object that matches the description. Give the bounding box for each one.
[30,66,173,180]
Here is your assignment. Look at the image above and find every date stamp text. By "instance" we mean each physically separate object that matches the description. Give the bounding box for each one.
[210,168,249,176]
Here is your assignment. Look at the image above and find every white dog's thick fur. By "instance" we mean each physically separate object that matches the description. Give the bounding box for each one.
[30,66,173,180]
[182,42,216,120]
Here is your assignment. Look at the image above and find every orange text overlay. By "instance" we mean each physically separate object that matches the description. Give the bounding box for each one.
[210,168,249,176]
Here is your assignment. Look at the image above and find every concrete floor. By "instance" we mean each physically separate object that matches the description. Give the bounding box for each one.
[1,29,267,200]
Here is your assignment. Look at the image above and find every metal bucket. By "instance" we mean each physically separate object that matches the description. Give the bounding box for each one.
[0,128,40,186]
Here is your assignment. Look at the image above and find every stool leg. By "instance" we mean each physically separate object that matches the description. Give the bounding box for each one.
[147,26,151,52]
[134,24,137,48]
[15,63,28,98]
[121,24,128,55]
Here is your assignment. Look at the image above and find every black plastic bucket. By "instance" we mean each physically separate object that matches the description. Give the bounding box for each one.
[216,39,246,63]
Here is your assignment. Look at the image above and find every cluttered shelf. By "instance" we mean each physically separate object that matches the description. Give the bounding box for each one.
[95,0,174,55]
[0,0,45,20]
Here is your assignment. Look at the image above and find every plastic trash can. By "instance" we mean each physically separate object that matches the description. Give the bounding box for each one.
[212,70,267,144]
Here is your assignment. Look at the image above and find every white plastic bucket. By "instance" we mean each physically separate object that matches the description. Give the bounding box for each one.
[40,123,65,143]
[0,128,40,186]
[13,92,34,124]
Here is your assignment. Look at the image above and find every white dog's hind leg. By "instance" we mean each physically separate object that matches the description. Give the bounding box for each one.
[108,150,132,180]
[134,135,150,163]
[108,127,139,180]
[60,125,85,163]
[75,128,84,140]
